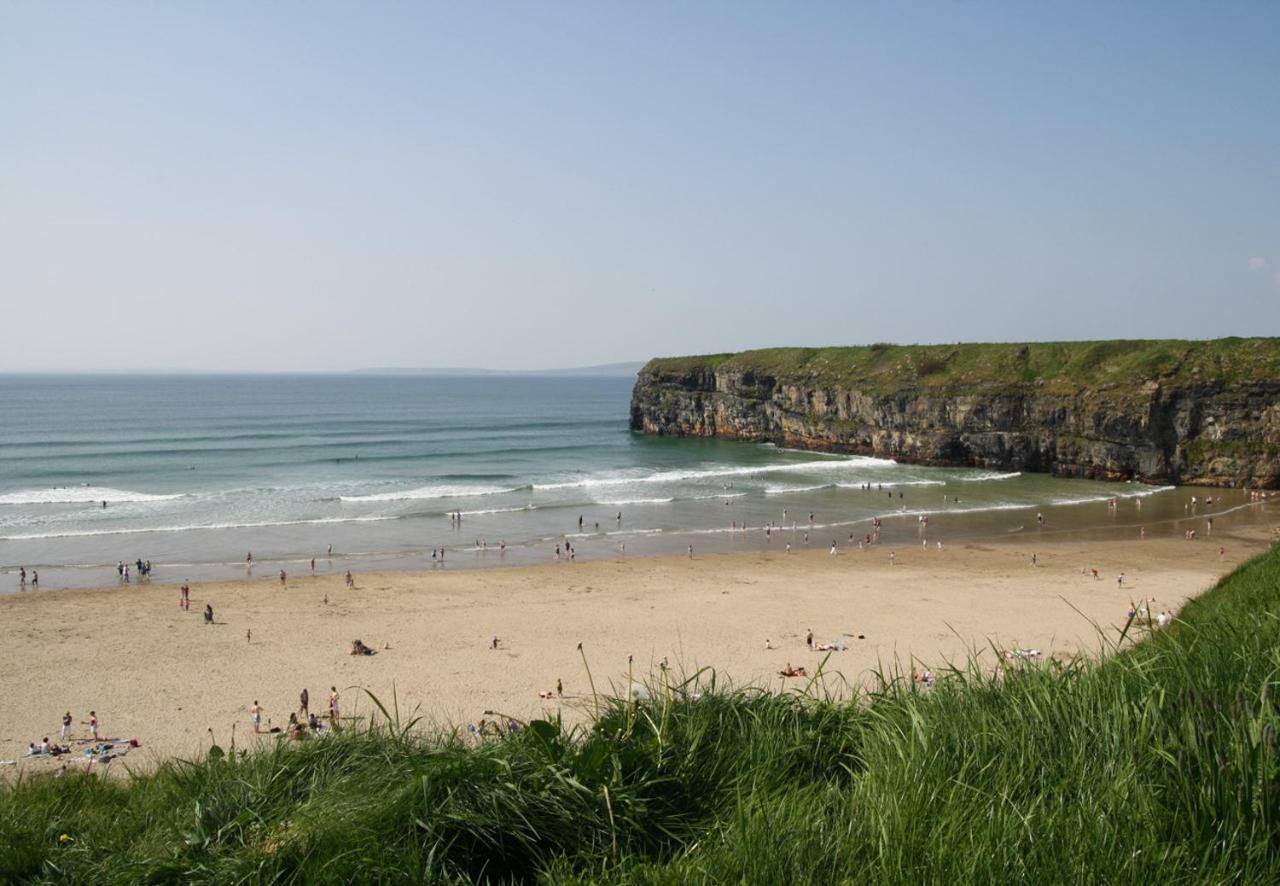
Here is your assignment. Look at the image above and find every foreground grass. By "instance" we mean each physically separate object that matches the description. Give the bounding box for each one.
[4,549,1280,883]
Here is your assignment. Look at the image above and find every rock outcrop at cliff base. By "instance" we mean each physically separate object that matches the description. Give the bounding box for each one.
[629,339,1280,488]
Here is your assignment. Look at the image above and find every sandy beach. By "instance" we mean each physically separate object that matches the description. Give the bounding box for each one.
[2,513,1274,774]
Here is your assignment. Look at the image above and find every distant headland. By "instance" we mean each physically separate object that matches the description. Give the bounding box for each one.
[352,361,644,378]
[630,338,1280,488]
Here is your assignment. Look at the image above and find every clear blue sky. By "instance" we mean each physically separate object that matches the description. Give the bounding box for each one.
[2,2,1277,371]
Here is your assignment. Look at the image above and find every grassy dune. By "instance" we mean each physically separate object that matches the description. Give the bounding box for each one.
[5,547,1280,883]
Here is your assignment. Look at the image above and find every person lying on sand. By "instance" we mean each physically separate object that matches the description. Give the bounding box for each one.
[350,639,375,656]
[779,664,807,678]
[285,712,308,740]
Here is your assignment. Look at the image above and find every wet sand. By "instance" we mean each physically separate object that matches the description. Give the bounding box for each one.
[1,510,1274,774]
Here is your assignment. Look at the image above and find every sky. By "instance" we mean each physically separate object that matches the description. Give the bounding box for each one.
[1,2,1278,372]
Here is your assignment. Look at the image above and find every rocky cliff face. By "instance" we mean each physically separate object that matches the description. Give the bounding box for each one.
[630,362,1280,488]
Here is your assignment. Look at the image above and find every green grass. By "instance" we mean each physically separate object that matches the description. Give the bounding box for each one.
[6,547,1280,883]
[639,337,1280,398]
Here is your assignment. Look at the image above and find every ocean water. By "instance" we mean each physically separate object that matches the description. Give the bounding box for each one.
[0,374,1247,590]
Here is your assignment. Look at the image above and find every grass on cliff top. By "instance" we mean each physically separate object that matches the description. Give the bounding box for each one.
[643,337,1280,395]
[5,545,1280,883]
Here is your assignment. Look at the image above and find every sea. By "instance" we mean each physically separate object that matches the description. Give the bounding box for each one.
[0,373,1257,591]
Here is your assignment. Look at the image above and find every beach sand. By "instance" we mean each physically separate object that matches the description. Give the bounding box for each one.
[2,517,1274,773]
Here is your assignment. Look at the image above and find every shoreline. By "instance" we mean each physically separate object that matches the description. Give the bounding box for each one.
[3,506,1275,774]
[2,485,1267,595]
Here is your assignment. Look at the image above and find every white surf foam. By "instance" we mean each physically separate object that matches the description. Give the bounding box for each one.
[0,514,398,541]
[340,484,521,503]
[764,483,835,495]
[446,505,537,516]
[1049,485,1176,507]
[533,456,898,491]
[0,486,186,505]
[958,471,1023,482]
[765,478,946,494]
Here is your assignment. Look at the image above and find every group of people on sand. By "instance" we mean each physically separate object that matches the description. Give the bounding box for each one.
[16,567,38,589]
[23,710,105,758]
[468,718,522,738]
[24,737,72,758]
[537,679,565,700]
[116,559,153,583]
[249,687,341,737]
[1126,602,1175,629]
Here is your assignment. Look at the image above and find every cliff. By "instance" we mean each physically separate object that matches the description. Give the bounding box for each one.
[629,339,1280,488]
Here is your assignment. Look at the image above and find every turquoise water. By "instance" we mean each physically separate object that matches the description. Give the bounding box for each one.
[0,374,1228,590]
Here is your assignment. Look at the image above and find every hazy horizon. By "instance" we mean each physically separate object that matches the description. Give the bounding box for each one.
[2,3,1278,372]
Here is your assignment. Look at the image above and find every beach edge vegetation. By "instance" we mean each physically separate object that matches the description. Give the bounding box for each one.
[4,546,1280,882]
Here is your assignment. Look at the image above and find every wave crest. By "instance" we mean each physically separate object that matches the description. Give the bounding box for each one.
[0,487,185,505]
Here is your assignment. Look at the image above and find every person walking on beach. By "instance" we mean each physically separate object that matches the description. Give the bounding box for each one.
[279,569,287,585]
[688,545,694,559]
[31,570,37,588]
[87,711,99,741]
[310,558,315,572]
[300,688,309,717]
[18,567,26,588]
[204,603,214,623]
[249,700,264,733]
[61,711,73,741]
[328,687,340,727]
[345,571,354,588]
[806,629,814,649]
